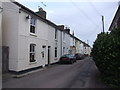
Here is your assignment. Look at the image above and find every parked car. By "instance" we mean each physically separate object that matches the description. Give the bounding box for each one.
[74,53,85,60]
[59,54,76,64]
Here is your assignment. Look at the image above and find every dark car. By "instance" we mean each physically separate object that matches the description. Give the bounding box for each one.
[75,53,84,60]
[59,54,76,64]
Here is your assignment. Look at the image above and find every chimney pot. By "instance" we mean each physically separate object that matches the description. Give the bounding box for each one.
[36,8,46,19]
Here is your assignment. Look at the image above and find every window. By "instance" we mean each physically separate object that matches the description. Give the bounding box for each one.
[30,44,36,62]
[30,17,36,34]
[63,47,65,54]
[63,32,65,40]
[55,47,57,57]
[42,46,46,58]
[55,29,58,39]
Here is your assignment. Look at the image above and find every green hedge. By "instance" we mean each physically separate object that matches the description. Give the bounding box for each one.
[91,28,120,88]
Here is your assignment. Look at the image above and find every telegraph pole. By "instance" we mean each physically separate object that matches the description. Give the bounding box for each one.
[102,15,105,32]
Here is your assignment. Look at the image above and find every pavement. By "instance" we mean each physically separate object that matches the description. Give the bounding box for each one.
[2,57,107,88]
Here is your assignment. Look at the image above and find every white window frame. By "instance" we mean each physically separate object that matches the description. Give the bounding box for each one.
[55,29,58,40]
[29,44,36,62]
[30,17,36,35]
[55,47,57,58]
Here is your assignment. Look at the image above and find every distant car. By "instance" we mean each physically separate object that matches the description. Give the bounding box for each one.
[59,54,76,64]
[75,53,84,60]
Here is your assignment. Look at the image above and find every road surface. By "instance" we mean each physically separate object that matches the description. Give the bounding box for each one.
[2,57,107,88]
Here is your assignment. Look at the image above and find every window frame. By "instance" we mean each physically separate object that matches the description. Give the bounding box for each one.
[55,29,58,40]
[55,47,57,58]
[30,17,36,35]
[29,44,36,62]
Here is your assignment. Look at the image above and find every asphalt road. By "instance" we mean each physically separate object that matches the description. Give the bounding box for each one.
[2,57,107,88]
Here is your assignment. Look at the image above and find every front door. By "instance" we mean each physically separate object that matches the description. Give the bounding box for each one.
[48,46,51,65]
[2,46,9,73]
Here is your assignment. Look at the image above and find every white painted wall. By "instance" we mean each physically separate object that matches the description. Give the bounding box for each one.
[75,39,80,53]
[2,2,59,71]
[80,42,84,54]
[0,2,2,90]
[62,32,70,55]
[2,1,87,72]
[57,29,62,59]
[2,2,20,71]
[17,10,48,71]
[83,45,91,55]
[47,25,56,64]
[70,36,75,46]
[0,1,2,46]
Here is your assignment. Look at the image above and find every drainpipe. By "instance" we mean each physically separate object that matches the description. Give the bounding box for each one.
[61,31,62,56]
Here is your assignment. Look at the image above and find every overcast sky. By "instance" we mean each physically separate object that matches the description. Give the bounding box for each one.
[15,0,119,47]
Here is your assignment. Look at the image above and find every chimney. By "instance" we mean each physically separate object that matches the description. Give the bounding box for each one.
[36,8,46,19]
[57,25,65,30]
[64,27,70,34]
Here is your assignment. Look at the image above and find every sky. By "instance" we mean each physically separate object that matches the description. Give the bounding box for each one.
[15,0,119,47]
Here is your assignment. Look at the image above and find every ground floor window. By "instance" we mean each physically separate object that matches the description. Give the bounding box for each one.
[55,47,57,57]
[30,44,36,62]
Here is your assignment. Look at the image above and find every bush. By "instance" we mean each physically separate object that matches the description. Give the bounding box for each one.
[91,28,120,88]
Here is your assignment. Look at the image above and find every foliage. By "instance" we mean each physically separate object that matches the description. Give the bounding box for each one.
[91,28,120,88]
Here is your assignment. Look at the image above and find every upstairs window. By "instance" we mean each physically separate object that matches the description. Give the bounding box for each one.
[55,29,58,39]
[30,44,36,62]
[63,32,65,41]
[30,17,36,34]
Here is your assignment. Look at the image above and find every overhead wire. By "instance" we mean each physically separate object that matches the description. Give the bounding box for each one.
[70,0,99,27]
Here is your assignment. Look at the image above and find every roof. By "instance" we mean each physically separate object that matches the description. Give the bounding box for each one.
[13,2,57,28]
[109,5,120,31]
[12,1,91,47]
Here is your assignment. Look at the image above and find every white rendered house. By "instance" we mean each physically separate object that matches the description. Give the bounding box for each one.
[0,1,2,47]
[2,1,62,72]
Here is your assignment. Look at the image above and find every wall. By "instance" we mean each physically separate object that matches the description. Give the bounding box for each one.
[0,1,2,90]
[2,2,62,72]
[83,45,91,55]
[2,2,20,71]
[75,39,80,54]
[80,42,84,54]
[0,1,2,46]
[62,32,70,55]
[57,29,62,60]
[70,36,76,55]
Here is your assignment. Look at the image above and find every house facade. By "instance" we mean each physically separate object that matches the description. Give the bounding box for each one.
[2,1,91,73]
[0,1,2,47]
[62,28,71,55]
[2,2,62,72]
[109,5,120,31]
[70,34,76,55]
[0,1,2,88]
[83,43,91,55]
[79,41,84,54]
[75,38,81,54]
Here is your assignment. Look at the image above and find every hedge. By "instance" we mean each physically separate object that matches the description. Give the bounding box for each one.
[91,28,120,88]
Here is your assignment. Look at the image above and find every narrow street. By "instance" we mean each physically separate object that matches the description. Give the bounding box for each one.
[2,57,107,88]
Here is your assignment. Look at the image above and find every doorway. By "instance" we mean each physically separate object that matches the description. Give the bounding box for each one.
[48,46,51,65]
[2,46,9,73]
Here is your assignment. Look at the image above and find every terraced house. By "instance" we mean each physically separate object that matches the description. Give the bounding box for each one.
[0,0,2,77]
[0,1,2,47]
[109,4,120,31]
[2,1,91,73]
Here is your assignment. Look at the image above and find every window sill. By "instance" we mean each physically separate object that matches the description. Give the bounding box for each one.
[55,39,58,42]
[29,61,37,65]
[30,33,37,37]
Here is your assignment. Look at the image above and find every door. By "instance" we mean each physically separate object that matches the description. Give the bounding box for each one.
[48,46,51,65]
[2,46,9,73]
[42,46,46,67]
